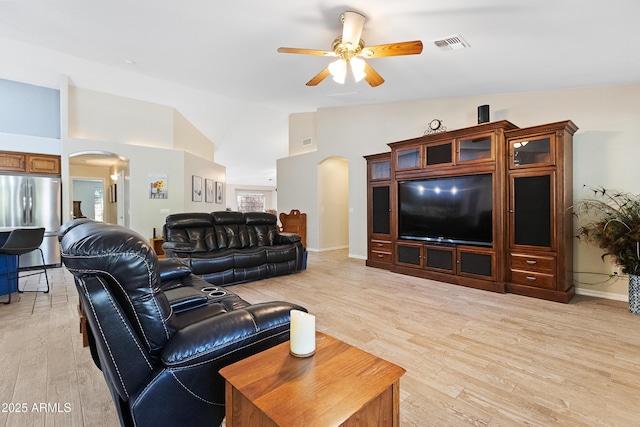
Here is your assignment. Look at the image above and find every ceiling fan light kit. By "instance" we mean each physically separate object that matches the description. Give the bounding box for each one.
[277,11,423,87]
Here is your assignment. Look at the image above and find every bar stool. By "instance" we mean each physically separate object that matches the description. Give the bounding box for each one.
[0,228,50,304]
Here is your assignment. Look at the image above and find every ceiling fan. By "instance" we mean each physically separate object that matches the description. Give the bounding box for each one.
[278,11,423,87]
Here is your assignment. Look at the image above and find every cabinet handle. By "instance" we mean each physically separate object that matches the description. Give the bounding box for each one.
[377,254,384,258]
[526,260,537,265]
[526,276,537,281]
[377,243,384,247]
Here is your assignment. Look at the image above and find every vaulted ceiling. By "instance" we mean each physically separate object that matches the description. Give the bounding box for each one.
[1,1,639,185]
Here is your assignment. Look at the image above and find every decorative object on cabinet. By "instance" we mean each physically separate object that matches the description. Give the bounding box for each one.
[192,175,202,202]
[424,118,446,134]
[279,209,307,249]
[477,105,490,124]
[574,186,640,314]
[365,119,577,303]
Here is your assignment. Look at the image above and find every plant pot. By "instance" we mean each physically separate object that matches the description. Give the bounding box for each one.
[630,274,640,315]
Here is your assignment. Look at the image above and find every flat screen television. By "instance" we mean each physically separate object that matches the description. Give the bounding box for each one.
[398,173,493,247]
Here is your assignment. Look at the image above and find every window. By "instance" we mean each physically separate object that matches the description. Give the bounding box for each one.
[93,188,104,221]
[237,193,266,213]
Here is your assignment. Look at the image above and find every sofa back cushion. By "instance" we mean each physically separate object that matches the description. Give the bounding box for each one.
[165,213,216,252]
[212,211,250,249]
[245,212,279,246]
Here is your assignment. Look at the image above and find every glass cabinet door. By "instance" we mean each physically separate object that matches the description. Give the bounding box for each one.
[370,160,390,180]
[511,173,553,248]
[458,135,493,163]
[396,147,421,170]
[510,136,554,168]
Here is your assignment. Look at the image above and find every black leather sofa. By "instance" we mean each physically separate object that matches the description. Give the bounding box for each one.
[59,219,305,427]
[162,211,305,285]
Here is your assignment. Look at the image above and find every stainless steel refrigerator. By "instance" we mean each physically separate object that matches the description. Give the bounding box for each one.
[0,174,62,267]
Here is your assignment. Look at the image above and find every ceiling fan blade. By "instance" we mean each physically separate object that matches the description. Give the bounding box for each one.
[306,68,331,86]
[278,47,335,56]
[362,40,423,58]
[363,63,384,87]
[341,11,366,46]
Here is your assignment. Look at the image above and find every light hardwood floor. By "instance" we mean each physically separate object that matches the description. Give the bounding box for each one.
[1,250,639,426]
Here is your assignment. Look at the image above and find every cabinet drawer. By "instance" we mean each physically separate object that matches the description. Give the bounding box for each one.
[510,269,555,289]
[510,253,555,272]
[370,239,391,251]
[370,251,391,263]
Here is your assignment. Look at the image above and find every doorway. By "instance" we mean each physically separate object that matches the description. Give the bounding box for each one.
[68,151,130,226]
[317,157,349,251]
[72,179,104,221]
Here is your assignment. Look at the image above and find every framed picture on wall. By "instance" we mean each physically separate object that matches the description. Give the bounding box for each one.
[192,175,202,202]
[149,173,168,199]
[205,179,214,203]
[215,181,223,204]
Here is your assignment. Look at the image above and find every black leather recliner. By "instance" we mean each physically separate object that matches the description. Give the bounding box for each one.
[59,219,305,427]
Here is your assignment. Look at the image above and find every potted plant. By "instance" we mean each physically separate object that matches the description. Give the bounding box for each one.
[574,186,640,314]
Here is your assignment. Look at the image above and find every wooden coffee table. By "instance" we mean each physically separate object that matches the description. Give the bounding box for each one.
[219,332,405,426]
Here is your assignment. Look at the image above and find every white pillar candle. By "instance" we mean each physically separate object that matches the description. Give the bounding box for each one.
[289,309,316,357]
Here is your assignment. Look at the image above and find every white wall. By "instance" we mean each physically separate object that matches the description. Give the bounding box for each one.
[289,112,317,156]
[183,151,226,213]
[63,83,225,239]
[68,86,174,149]
[278,83,640,299]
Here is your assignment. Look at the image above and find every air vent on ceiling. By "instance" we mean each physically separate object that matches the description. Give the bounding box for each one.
[302,138,312,146]
[432,34,470,51]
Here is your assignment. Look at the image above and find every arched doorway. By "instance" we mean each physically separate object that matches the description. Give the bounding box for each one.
[317,157,349,251]
[68,151,129,226]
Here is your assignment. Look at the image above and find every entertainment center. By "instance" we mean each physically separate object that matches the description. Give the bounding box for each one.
[365,120,578,303]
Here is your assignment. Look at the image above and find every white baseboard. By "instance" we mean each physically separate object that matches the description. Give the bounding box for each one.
[307,245,349,252]
[348,253,367,260]
[575,288,628,302]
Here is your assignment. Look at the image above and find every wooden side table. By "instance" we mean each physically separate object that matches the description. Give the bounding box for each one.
[219,332,405,426]
[150,237,164,258]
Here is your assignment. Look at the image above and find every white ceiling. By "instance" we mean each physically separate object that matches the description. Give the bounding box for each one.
[1,0,639,185]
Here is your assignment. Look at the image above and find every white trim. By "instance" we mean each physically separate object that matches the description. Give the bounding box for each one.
[575,288,628,302]
[349,253,367,260]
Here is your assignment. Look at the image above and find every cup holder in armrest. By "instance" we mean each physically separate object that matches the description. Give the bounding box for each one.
[208,290,226,298]
[201,286,219,293]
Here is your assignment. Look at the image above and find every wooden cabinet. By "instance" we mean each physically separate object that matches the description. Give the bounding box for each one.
[0,152,27,172]
[365,153,391,269]
[365,120,577,303]
[505,121,577,302]
[0,150,61,175]
[27,154,61,174]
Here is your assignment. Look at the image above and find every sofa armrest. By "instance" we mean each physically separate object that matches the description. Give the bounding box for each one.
[278,232,302,244]
[163,287,208,313]
[158,258,192,281]
[161,302,305,368]
[162,241,197,256]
